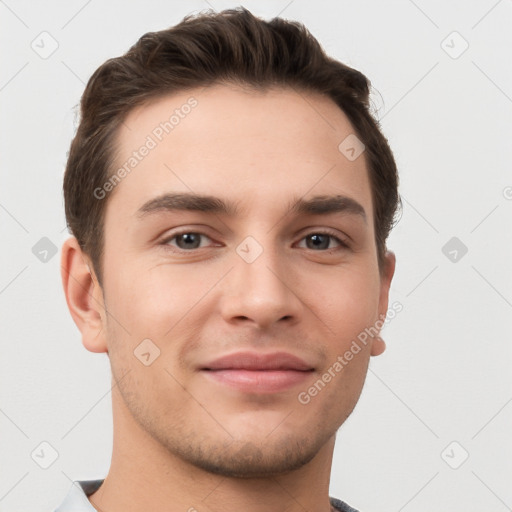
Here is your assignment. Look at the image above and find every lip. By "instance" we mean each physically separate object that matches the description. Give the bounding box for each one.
[201,351,314,371]
[200,351,314,393]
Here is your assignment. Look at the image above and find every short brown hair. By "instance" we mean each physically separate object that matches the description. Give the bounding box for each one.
[63,7,400,287]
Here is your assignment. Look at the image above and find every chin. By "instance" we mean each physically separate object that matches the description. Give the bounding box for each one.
[177,435,323,479]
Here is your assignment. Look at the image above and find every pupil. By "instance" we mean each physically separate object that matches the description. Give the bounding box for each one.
[178,233,200,249]
[308,234,328,250]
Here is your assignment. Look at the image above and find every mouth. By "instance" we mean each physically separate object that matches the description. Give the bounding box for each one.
[200,351,315,393]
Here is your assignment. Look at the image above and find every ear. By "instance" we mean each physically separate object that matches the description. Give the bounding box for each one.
[371,250,396,357]
[60,236,108,353]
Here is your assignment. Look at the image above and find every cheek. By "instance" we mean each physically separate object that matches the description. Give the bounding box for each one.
[318,267,380,340]
[106,260,186,329]
[106,259,225,347]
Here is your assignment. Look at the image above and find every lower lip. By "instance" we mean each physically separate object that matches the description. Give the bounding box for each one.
[201,369,313,393]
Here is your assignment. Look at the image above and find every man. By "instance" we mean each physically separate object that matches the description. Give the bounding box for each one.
[57,6,399,512]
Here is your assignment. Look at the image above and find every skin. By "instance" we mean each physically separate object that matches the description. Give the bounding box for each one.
[61,83,395,512]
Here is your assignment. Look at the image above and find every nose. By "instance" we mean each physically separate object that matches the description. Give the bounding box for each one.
[219,240,303,330]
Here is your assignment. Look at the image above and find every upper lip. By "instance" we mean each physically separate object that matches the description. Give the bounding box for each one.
[201,351,314,371]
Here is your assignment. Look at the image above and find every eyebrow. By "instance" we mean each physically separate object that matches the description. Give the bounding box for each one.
[136,192,367,223]
[289,194,367,223]
[137,193,241,218]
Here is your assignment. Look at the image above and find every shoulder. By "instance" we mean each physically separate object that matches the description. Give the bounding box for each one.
[330,496,360,512]
[53,479,104,511]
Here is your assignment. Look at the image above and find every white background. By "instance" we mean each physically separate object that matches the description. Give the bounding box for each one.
[1,1,511,511]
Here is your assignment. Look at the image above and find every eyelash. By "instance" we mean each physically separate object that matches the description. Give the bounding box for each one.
[160,229,350,253]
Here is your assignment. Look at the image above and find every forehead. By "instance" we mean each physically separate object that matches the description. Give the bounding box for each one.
[106,84,373,222]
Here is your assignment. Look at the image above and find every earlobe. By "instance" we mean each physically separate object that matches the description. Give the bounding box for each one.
[370,336,386,356]
[60,237,108,353]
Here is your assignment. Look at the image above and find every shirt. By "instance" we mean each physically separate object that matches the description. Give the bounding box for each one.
[54,480,360,512]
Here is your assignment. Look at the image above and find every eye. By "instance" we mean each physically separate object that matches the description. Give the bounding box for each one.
[162,232,214,250]
[297,231,349,251]
[159,229,349,253]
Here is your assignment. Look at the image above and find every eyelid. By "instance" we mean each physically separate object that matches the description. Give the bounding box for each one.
[160,229,216,249]
[295,228,350,249]
[159,227,350,253]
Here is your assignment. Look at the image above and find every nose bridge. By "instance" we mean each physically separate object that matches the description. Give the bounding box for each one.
[238,238,285,293]
[221,233,302,327]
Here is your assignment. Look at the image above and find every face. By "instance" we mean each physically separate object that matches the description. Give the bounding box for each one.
[91,84,394,477]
